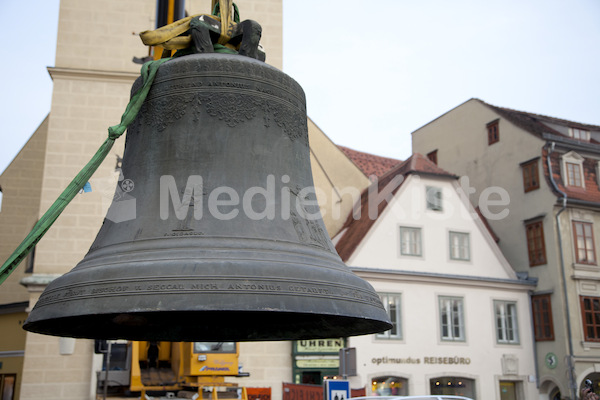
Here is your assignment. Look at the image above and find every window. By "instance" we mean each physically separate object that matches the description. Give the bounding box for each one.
[487,119,499,145]
[532,294,554,341]
[426,186,442,211]
[371,376,408,396]
[439,296,465,341]
[521,159,540,192]
[495,300,520,344]
[570,127,590,141]
[430,377,475,398]
[573,221,596,265]
[400,227,422,256]
[193,342,236,353]
[0,374,16,400]
[376,293,402,340]
[561,151,585,188]
[525,220,547,266]
[427,150,438,165]
[449,232,470,261]
[566,162,583,187]
[499,382,519,400]
[581,296,600,342]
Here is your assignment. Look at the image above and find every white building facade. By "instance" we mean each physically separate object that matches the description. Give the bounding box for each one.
[335,154,538,399]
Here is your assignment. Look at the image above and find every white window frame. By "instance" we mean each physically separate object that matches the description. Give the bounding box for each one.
[399,226,422,257]
[560,151,585,189]
[449,231,470,261]
[569,127,590,141]
[572,220,597,265]
[376,293,402,340]
[494,300,520,344]
[425,186,443,211]
[439,296,466,342]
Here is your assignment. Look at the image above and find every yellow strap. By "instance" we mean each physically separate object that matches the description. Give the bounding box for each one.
[140,0,239,50]
[218,0,233,38]
[140,14,237,50]
[161,35,193,50]
[139,14,202,46]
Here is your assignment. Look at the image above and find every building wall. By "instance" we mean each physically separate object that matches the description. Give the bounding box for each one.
[342,173,537,399]
[560,207,600,379]
[348,175,517,281]
[0,307,28,400]
[0,117,49,400]
[350,272,537,399]
[307,118,371,237]
[0,118,49,305]
[237,341,292,399]
[411,99,600,398]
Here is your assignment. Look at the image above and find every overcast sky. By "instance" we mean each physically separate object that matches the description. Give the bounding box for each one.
[1,0,599,175]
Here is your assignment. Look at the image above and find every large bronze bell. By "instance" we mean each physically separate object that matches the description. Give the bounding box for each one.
[24,54,392,341]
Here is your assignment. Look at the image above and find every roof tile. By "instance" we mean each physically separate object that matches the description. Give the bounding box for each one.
[338,146,402,179]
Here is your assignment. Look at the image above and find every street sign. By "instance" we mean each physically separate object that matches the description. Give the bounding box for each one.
[324,379,350,400]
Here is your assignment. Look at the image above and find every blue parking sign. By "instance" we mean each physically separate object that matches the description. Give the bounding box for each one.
[324,379,350,400]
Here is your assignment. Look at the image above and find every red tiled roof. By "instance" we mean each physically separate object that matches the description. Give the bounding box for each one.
[335,153,456,262]
[337,146,402,179]
[399,152,457,178]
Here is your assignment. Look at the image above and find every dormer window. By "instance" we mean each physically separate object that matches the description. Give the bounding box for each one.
[566,163,582,187]
[570,128,590,141]
[487,119,499,145]
[561,151,585,188]
[427,150,438,165]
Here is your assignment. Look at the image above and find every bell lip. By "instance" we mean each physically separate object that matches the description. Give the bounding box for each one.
[23,310,392,342]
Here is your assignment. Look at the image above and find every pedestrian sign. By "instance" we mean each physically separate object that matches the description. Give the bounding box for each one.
[324,379,350,400]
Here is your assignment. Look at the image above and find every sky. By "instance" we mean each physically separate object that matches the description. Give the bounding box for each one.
[1,0,599,175]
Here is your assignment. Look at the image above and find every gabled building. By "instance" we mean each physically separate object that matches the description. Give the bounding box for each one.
[334,153,537,399]
[412,98,600,400]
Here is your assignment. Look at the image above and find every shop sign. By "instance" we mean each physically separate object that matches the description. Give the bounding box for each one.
[371,356,471,365]
[295,339,345,354]
[296,358,339,368]
[545,353,558,369]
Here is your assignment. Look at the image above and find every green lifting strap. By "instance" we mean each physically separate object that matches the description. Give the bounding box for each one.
[0,57,171,286]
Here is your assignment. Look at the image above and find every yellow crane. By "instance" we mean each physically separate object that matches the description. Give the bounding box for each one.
[98,341,249,399]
